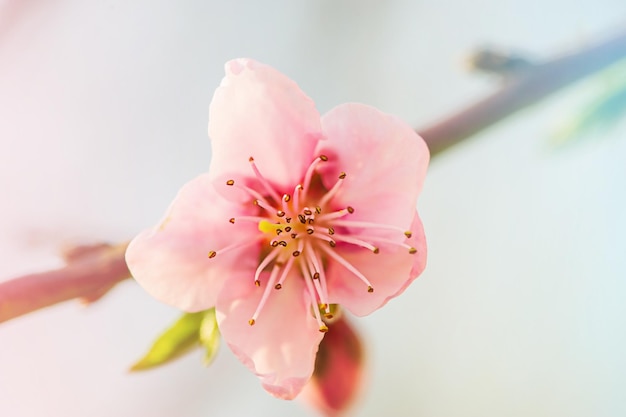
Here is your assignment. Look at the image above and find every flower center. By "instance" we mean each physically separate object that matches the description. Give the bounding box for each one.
[209,155,416,332]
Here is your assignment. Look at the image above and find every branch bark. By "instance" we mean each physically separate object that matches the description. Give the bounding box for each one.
[420,27,626,155]
[0,243,130,323]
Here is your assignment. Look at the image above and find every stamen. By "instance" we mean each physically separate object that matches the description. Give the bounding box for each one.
[208,236,263,259]
[292,184,303,212]
[232,182,272,207]
[254,199,278,214]
[301,156,327,200]
[311,232,336,246]
[300,260,327,333]
[275,241,302,289]
[305,242,329,313]
[316,208,352,222]
[319,173,346,207]
[249,262,282,325]
[229,215,267,224]
[318,244,374,292]
[253,248,281,286]
[356,235,418,254]
[332,219,411,237]
[332,234,379,253]
[282,194,291,213]
[249,157,281,203]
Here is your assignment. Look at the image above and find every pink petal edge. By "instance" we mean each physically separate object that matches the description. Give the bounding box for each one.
[216,270,324,399]
[208,58,325,194]
[317,103,429,240]
[325,212,427,316]
[126,174,260,311]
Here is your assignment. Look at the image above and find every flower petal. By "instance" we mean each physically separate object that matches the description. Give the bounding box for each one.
[325,212,427,316]
[208,58,324,192]
[216,271,324,399]
[317,103,429,240]
[126,174,260,311]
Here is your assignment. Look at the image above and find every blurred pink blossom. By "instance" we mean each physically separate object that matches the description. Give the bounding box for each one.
[126,58,429,399]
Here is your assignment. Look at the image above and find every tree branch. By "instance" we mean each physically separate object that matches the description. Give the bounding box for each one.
[420,26,626,155]
[0,243,130,323]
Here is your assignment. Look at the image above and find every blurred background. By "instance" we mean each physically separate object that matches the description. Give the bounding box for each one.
[1,1,625,416]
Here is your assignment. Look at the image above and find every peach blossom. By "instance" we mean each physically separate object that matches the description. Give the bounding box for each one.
[126,58,429,399]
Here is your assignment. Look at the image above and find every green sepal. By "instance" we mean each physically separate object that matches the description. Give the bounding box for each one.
[199,308,220,366]
[130,309,219,371]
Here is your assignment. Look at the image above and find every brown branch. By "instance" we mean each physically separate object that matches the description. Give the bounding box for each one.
[0,242,130,323]
[420,26,626,155]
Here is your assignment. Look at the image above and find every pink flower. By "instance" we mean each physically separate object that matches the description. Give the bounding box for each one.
[126,58,429,400]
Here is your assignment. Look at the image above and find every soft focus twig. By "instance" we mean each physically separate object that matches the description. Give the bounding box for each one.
[420,26,626,155]
[0,242,130,323]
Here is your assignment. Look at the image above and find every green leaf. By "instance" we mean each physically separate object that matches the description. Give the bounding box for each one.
[552,58,626,145]
[130,311,206,371]
[199,308,220,366]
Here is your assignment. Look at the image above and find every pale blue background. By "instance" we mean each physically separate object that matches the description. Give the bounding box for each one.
[1,1,625,416]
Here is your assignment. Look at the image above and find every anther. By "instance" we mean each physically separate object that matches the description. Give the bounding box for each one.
[319,303,327,310]
[291,233,297,239]
[248,319,255,326]
[315,206,322,214]
[404,231,412,238]
[254,280,261,287]
[248,156,254,162]
[298,214,306,224]
[373,247,380,254]
[253,200,259,206]
[339,172,346,179]
[329,240,336,248]
[409,247,417,254]
[367,286,374,293]
[307,228,314,235]
[303,208,312,216]
[284,227,292,232]
[277,210,285,217]
[313,272,320,280]
[271,241,279,247]
[229,218,235,224]
[292,251,301,257]
[286,217,291,223]
[226,179,235,186]
[319,325,329,333]
[276,229,283,235]
[324,313,334,319]
[208,251,216,258]
[320,155,328,161]
[274,283,282,290]
[283,194,291,202]
[308,219,314,225]
[279,241,288,247]
[328,227,335,235]
[347,206,355,214]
